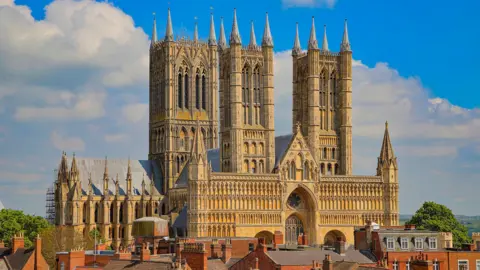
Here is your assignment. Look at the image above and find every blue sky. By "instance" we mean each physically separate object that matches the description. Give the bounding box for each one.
[0,0,479,216]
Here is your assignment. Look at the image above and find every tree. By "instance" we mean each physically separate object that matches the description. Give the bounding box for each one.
[40,226,87,270]
[407,201,470,247]
[0,209,51,248]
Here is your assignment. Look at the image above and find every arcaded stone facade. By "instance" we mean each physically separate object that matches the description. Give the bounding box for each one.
[55,9,399,249]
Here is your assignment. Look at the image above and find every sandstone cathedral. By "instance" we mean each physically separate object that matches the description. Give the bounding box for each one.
[54,9,399,250]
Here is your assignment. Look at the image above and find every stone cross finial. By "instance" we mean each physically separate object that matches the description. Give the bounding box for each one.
[296,122,301,133]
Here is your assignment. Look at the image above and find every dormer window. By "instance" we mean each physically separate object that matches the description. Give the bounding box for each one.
[429,237,437,249]
[387,237,395,250]
[415,237,424,250]
[401,237,409,250]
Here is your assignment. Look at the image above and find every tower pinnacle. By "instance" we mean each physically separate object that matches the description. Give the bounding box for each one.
[165,8,174,42]
[194,20,199,42]
[151,12,157,46]
[292,22,301,56]
[379,121,395,162]
[218,17,227,49]
[208,13,217,46]
[262,12,273,47]
[322,24,329,52]
[308,16,318,50]
[230,8,242,45]
[341,19,351,52]
[249,20,257,47]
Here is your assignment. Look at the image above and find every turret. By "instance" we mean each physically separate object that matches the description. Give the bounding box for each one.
[262,13,273,47]
[377,121,398,180]
[208,13,217,46]
[103,156,109,195]
[189,120,208,177]
[218,17,227,50]
[322,25,329,52]
[165,8,174,42]
[70,153,81,198]
[229,8,242,45]
[292,22,301,56]
[126,158,132,196]
[151,12,157,47]
[193,21,199,42]
[249,21,257,48]
[339,19,353,175]
[306,17,321,162]
[262,12,275,172]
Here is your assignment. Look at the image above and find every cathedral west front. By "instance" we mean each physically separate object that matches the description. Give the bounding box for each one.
[54,9,399,249]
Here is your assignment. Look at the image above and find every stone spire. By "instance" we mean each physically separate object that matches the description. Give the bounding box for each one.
[292,22,301,56]
[193,21,199,42]
[249,20,257,47]
[141,173,146,195]
[103,156,109,180]
[340,19,351,52]
[229,8,242,45]
[88,172,93,196]
[379,121,395,162]
[308,16,318,50]
[103,156,109,195]
[165,8,174,42]
[322,25,329,52]
[151,12,157,46]
[58,152,69,183]
[208,13,217,46]
[218,17,227,49]
[262,12,273,47]
[191,119,207,163]
[70,153,78,180]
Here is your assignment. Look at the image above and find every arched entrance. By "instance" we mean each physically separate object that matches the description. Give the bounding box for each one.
[324,230,346,246]
[255,231,274,245]
[285,215,304,245]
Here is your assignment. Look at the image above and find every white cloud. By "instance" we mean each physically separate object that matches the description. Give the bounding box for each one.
[282,0,337,8]
[0,0,149,121]
[51,131,85,151]
[105,133,128,143]
[122,103,148,123]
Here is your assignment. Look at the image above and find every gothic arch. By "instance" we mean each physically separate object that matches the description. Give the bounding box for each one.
[255,230,274,244]
[324,230,346,246]
[285,184,318,211]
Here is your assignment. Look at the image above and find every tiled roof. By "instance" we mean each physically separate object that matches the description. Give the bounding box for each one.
[266,249,374,266]
[0,247,35,270]
[103,259,175,270]
[172,205,187,229]
[207,258,228,270]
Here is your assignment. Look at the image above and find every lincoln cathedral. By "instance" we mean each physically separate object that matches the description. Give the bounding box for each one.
[54,8,399,250]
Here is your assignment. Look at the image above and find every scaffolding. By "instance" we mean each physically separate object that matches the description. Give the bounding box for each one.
[45,169,57,224]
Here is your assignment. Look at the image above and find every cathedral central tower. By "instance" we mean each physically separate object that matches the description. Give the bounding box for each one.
[149,10,219,191]
[219,10,276,173]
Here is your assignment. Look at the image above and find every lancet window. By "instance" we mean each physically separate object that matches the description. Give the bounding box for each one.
[202,71,207,110]
[196,70,201,109]
[184,69,189,109]
[242,66,250,125]
[253,66,261,125]
[177,69,183,108]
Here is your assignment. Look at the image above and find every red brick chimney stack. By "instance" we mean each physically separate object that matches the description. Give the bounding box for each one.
[221,238,232,263]
[323,254,333,270]
[311,260,322,270]
[0,240,4,248]
[257,238,267,253]
[140,243,151,262]
[210,238,221,258]
[34,235,42,270]
[12,232,25,253]
[181,243,207,270]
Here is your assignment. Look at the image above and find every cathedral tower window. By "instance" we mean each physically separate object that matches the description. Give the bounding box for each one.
[184,69,189,109]
[327,164,332,175]
[251,160,257,173]
[335,164,339,175]
[243,160,249,172]
[332,148,336,159]
[195,70,201,109]
[94,203,100,223]
[303,161,310,180]
[242,65,250,125]
[135,202,140,219]
[253,66,261,125]
[82,203,87,223]
[202,72,207,110]
[330,71,337,108]
[178,69,183,108]
[323,147,327,159]
[110,205,114,223]
[289,162,296,180]
[244,142,249,154]
[321,163,325,175]
[119,203,124,223]
[259,160,264,173]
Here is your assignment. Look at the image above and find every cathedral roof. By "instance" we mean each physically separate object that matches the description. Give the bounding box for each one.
[71,158,163,196]
[274,134,294,167]
[172,205,188,230]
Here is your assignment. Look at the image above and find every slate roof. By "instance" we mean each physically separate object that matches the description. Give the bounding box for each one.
[69,158,163,195]
[0,247,35,270]
[274,134,294,167]
[266,249,374,266]
[172,205,187,230]
[207,258,228,270]
[103,259,175,270]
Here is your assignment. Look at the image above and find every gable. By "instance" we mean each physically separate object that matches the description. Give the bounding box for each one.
[276,131,318,180]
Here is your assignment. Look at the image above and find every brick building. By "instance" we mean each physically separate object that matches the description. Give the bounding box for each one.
[0,233,49,270]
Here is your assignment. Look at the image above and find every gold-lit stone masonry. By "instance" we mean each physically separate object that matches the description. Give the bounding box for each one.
[55,10,399,248]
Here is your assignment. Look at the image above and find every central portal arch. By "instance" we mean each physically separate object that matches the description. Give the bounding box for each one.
[285,215,304,245]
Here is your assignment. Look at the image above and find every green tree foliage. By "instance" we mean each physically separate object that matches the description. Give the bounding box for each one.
[40,226,86,270]
[0,209,51,248]
[407,201,470,247]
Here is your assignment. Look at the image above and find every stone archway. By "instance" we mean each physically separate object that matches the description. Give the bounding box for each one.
[285,215,304,245]
[324,230,346,246]
[255,231,274,245]
[284,185,317,245]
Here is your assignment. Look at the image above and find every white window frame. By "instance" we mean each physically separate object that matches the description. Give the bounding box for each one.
[415,237,424,250]
[406,260,411,270]
[393,260,399,270]
[387,237,395,250]
[401,237,409,250]
[475,260,480,270]
[433,259,439,270]
[429,237,438,249]
[458,260,469,270]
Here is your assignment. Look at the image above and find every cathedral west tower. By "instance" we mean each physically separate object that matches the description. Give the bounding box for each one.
[292,18,353,175]
[219,10,276,173]
[149,10,219,191]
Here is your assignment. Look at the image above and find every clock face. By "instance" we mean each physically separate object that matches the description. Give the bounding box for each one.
[288,192,302,209]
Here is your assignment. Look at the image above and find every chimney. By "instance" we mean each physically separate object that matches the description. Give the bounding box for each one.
[323,254,333,270]
[274,231,284,245]
[34,235,42,270]
[140,243,151,262]
[181,243,207,270]
[254,257,259,270]
[334,239,346,255]
[113,248,132,260]
[210,239,221,258]
[68,246,86,270]
[0,241,4,248]
[462,243,475,252]
[365,220,373,245]
[12,232,25,253]
[257,238,267,253]
[221,238,232,263]
[411,253,433,270]
[311,260,322,270]
[405,224,416,230]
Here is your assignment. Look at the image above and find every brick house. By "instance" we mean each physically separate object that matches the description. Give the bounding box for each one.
[0,232,49,270]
